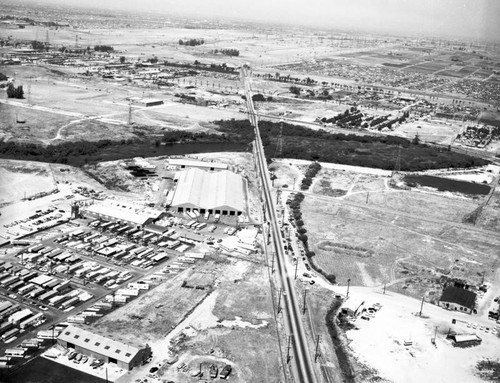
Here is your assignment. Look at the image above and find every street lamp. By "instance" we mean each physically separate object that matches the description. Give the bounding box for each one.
[346,278,351,298]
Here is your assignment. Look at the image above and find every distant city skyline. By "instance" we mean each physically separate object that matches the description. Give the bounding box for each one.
[17,0,500,42]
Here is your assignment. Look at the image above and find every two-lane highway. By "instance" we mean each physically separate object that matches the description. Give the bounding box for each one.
[241,66,317,383]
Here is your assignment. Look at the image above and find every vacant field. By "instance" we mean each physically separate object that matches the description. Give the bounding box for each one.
[94,272,209,345]
[344,188,481,222]
[0,160,56,203]
[391,119,462,145]
[301,193,500,297]
[177,263,282,382]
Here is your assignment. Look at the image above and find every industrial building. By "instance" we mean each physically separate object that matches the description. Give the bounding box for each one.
[171,168,246,216]
[82,200,163,228]
[167,158,228,171]
[439,286,477,314]
[57,325,151,370]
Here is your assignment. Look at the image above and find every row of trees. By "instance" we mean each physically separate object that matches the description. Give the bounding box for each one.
[6,84,23,99]
[0,139,114,164]
[287,192,337,284]
[213,119,488,171]
[30,40,47,50]
[211,48,239,56]
[300,162,322,190]
[94,45,114,52]
[179,39,204,46]
[162,60,237,75]
[287,192,309,250]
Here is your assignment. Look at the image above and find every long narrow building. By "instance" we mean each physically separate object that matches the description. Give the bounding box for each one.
[57,325,151,370]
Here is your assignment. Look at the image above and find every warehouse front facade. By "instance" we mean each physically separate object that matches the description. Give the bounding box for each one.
[57,325,152,370]
[171,168,247,216]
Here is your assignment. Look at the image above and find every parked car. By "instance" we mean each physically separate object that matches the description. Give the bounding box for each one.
[220,364,232,379]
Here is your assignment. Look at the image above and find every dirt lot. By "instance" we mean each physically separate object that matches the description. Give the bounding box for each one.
[301,190,500,299]
[99,253,281,383]
[0,159,56,204]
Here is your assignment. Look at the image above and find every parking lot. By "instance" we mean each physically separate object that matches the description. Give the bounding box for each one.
[0,204,259,372]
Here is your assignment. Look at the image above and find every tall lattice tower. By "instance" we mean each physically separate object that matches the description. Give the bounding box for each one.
[128,102,133,125]
[392,145,402,176]
[45,30,50,46]
[27,82,32,105]
[274,120,284,159]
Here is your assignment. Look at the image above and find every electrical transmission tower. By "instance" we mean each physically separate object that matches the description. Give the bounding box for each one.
[45,30,50,46]
[274,119,284,158]
[27,82,32,105]
[392,145,401,176]
[128,102,133,125]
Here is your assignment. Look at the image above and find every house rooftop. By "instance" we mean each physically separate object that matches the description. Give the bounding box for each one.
[440,286,476,310]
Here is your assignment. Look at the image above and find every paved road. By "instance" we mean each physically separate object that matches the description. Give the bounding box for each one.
[241,67,317,383]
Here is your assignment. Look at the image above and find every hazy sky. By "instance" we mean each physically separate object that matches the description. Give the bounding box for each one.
[22,0,500,41]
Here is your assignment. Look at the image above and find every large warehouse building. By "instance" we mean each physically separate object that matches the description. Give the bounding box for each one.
[171,168,246,216]
[57,325,151,370]
[82,200,163,228]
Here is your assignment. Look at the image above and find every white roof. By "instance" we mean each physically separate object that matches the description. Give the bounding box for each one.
[168,158,228,170]
[486,164,500,174]
[454,334,480,343]
[171,168,246,213]
[31,275,54,286]
[83,200,162,225]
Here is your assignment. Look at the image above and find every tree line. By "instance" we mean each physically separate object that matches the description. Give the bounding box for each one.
[6,84,24,99]
[179,39,204,46]
[300,162,322,190]
[211,48,239,56]
[94,45,114,52]
[213,119,488,171]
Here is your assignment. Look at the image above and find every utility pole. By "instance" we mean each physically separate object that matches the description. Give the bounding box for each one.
[271,250,275,273]
[294,258,299,280]
[347,278,351,298]
[314,335,321,362]
[419,296,425,317]
[286,335,292,364]
[274,119,284,158]
[277,288,282,313]
[302,289,307,315]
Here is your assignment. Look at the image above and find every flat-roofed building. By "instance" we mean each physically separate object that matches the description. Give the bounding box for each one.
[168,158,228,171]
[57,325,151,370]
[82,200,163,228]
[171,168,246,216]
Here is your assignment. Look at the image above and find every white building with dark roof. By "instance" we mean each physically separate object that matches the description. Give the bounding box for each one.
[171,168,247,216]
[57,325,151,370]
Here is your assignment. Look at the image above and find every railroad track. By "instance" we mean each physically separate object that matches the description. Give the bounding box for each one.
[241,66,317,383]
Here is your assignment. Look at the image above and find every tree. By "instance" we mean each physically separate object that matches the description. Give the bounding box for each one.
[412,133,420,145]
[119,56,126,64]
[6,84,23,99]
